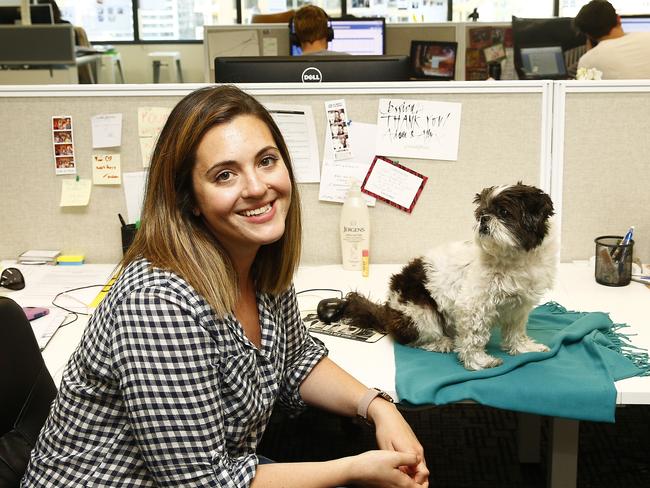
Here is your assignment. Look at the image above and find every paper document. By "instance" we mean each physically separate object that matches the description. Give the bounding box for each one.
[267,104,320,183]
[319,121,377,205]
[376,98,462,161]
[92,154,121,185]
[91,113,122,148]
[122,171,148,224]
[60,178,92,207]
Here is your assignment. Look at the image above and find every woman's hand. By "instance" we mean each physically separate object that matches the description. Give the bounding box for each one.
[346,450,428,488]
[367,399,429,486]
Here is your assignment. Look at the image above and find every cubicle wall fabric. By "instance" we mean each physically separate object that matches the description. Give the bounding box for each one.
[553,82,650,264]
[0,83,547,264]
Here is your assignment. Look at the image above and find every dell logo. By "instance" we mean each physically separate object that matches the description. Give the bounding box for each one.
[301,67,322,83]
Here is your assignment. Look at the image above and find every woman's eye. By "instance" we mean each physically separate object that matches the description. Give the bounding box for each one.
[260,156,277,167]
[216,171,232,182]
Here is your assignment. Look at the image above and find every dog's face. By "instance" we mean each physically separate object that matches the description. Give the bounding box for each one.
[473,183,554,252]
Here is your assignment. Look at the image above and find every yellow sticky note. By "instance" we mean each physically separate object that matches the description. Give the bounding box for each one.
[92,154,122,185]
[137,106,170,138]
[60,178,92,207]
[139,137,155,168]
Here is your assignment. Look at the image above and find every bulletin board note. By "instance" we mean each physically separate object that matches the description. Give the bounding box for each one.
[60,178,92,207]
[92,154,121,185]
[375,98,462,161]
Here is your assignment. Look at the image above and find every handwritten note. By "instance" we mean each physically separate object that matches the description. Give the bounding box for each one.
[60,178,92,207]
[362,156,427,213]
[138,107,171,137]
[92,154,121,185]
[375,98,462,161]
[91,113,122,148]
[138,107,170,168]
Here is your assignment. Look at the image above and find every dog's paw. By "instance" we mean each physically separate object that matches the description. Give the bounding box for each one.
[461,352,503,371]
[420,337,455,353]
[503,339,550,355]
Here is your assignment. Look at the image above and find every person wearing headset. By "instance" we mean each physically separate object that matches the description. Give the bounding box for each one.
[574,0,650,79]
[291,5,348,55]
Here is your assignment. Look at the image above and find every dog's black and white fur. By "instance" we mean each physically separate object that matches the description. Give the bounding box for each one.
[341,183,557,371]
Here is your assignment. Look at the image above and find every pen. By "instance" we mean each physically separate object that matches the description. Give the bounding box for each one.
[118,213,127,228]
[611,225,634,261]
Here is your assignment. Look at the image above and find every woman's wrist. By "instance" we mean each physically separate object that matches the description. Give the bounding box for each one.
[366,393,398,425]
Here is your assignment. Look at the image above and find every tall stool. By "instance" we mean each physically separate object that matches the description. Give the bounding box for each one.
[148,51,183,83]
[98,52,126,84]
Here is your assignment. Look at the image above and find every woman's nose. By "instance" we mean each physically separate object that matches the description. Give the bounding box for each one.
[241,171,266,198]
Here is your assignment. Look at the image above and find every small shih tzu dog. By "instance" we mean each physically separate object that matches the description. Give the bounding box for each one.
[341,183,558,371]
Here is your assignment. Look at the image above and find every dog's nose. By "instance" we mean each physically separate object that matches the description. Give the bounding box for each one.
[479,216,490,235]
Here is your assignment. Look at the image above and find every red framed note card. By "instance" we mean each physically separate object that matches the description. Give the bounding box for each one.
[361,156,427,214]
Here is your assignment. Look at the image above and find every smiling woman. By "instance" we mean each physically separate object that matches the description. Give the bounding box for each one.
[22,85,429,488]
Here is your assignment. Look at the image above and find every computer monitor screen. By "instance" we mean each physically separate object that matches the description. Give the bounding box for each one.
[0,5,53,25]
[621,15,650,32]
[410,40,457,80]
[214,55,410,83]
[290,17,385,56]
[519,46,567,79]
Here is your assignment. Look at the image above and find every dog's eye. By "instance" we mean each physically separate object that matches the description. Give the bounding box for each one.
[498,208,511,218]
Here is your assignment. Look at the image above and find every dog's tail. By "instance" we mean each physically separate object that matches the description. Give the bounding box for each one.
[341,291,392,333]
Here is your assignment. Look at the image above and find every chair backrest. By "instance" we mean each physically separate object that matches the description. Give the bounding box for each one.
[251,10,295,24]
[0,297,57,484]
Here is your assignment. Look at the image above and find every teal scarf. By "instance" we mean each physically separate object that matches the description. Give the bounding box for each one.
[395,302,649,422]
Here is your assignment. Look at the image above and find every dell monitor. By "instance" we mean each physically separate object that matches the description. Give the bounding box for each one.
[621,15,650,33]
[214,55,411,83]
[519,46,568,79]
[290,17,385,56]
[0,5,53,25]
[410,40,457,80]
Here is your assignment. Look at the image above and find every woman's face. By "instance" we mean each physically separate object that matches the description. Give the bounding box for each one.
[192,115,292,262]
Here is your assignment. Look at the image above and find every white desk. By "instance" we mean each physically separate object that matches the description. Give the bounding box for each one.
[3,262,648,488]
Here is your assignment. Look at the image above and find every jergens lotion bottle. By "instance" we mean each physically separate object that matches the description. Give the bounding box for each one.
[340,181,370,270]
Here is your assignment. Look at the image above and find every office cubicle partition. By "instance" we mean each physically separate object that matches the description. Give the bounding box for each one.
[0,82,551,264]
[204,22,515,83]
[552,81,650,264]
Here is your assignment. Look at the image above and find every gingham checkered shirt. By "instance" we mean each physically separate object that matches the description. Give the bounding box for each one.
[22,259,327,487]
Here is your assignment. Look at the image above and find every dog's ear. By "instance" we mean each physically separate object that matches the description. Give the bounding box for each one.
[473,186,495,205]
[522,189,555,232]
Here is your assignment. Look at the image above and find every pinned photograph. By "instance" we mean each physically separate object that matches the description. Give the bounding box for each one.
[325,99,352,160]
[52,115,76,175]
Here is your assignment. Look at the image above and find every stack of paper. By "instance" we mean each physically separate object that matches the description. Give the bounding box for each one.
[18,250,61,265]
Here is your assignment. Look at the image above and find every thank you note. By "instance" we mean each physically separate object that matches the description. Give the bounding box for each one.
[375,98,462,161]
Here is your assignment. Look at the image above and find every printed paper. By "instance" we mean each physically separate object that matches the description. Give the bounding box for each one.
[91,113,122,148]
[267,104,320,183]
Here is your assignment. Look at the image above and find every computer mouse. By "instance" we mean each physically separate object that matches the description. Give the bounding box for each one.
[316,297,348,324]
[0,267,25,290]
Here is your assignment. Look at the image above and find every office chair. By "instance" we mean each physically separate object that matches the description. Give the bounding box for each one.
[251,9,295,23]
[0,297,57,487]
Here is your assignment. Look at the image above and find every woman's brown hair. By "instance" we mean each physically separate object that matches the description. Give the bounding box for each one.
[121,85,302,316]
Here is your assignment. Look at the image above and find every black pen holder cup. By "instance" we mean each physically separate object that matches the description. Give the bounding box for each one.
[121,224,137,256]
[594,235,634,286]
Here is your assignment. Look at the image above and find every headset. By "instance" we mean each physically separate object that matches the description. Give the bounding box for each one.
[288,10,334,46]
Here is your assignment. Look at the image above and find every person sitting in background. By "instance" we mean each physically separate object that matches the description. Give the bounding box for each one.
[574,0,650,79]
[292,5,348,55]
[21,85,429,488]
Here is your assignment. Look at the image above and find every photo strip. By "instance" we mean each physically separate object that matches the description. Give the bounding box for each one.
[52,116,76,175]
[325,99,352,160]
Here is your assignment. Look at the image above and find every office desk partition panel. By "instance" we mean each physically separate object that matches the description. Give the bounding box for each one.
[552,81,650,264]
[0,82,550,264]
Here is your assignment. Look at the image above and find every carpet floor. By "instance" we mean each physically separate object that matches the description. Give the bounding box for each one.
[258,403,650,487]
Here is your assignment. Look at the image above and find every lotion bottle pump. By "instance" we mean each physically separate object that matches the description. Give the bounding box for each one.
[340,180,370,271]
